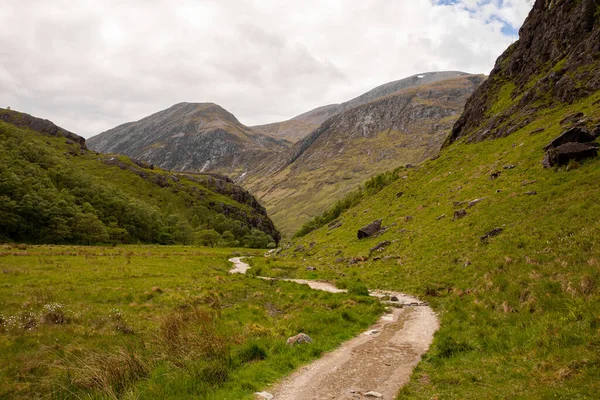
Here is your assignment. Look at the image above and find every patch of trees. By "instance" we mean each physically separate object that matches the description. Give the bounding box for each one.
[0,122,275,248]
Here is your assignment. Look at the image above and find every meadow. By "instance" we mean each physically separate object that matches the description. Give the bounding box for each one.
[0,245,382,399]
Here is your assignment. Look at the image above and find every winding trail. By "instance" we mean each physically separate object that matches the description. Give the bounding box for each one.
[228,257,439,400]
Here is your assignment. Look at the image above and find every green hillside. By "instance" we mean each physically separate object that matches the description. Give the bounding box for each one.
[0,109,279,247]
[248,1,600,396]
[255,92,600,398]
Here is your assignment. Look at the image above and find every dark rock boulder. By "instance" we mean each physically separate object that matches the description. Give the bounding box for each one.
[544,127,596,150]
[358,219,382,239]
[543,142,598,167]
[453,209,467,221]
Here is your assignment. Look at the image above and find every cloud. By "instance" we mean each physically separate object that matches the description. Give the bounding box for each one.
[0,0,532,137]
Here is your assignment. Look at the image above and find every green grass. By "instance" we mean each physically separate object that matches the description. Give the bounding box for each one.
[0,245,382,399]
[253,93,600,398]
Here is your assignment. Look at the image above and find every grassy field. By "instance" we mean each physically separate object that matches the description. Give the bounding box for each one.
[254,93,600,398]
[0,245,382,399]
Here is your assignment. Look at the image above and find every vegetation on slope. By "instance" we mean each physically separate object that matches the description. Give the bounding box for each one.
[0,245,381,399]
[252,91,600,398]
[0,110,279,247]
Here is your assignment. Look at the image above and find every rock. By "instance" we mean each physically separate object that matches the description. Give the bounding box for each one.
[390,296,399,301]
[490,171,501,179]
[254,391,274,400]
[365,391,383,398]
[396,191,404,198]
[503,164,516,169]
[309,242,316,248]
[481,228,503,241]
[453,209,467,221]
[522,180,537,186]
[544,127,596,150]
[467,198,486,208]
[335,257,346,263]
[370,241,390,253]
[357,219,382,239]
[543,142,598,167]
[286,333,313,346]
[306,266,317,271]
[328,219,342,230]
[405,215,413,222]
[65,139,74,145]
[436,214,446,220]
[294,245,305,252]
[559,112,585,126]
[525,191,537,195]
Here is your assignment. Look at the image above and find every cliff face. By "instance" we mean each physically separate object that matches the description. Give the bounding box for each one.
[243,74,485,235]
[87,102,289,173]
[449,0,600,144]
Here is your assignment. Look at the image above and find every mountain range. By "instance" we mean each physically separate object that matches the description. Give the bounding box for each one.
[88,71,484,235]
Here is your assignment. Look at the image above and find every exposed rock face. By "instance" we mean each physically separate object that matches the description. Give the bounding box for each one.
[244,74,484,235]
[0,108,86,148]
[253,71,477,143]
[449,0,600,144]
[87,102,289,173]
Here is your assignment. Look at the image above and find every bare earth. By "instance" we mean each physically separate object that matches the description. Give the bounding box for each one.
[227,258,439,400]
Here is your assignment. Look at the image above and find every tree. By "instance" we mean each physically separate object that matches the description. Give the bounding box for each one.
[194,229,221,247]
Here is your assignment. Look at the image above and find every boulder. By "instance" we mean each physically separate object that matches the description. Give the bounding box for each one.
[370,241,390,253]
[481,227,503,241]
[543,142,598,168]
[286,333,313,346]
[453,209,467,221]
[357,219,382,239]
[254,391,274,400]
[544,127,596,150]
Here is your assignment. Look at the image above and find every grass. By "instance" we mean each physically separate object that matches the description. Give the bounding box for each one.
[252,92,600,398]
[0,245,382,399]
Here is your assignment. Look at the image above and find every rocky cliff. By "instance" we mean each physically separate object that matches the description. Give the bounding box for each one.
[449,0,600,144]
[243,74,485,235]
[87,102,289,174]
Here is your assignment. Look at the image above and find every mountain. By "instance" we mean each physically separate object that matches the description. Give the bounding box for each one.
[252,71,474,143]
[265,0,600,397]
[243,74,485,236]
[87,102,289,174]
[0,108,279,246]
[449,0,600,144]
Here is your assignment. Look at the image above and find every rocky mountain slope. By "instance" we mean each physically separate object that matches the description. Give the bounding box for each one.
[252,71,472,143]
[258,0,600,397]
[449,0,600,144]
[87,102,289,174]
[0,108,279,246]
[243,74,485,235]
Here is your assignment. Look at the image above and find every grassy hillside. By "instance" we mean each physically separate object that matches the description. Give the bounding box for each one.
[0,245,381,399]
[251,91,600,398]
[0,110,279,247]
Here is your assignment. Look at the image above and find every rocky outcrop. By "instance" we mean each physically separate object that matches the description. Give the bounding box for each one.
[358,219,382,239]
[0,108,86,149]
[449,0,600,144]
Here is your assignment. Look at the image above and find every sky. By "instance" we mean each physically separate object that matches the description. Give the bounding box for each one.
[0,0,532,138]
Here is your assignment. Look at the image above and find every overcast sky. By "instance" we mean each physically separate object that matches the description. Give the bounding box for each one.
[0,0,532,138]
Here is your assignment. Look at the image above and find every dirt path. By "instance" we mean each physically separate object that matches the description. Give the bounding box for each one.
[228,257,439,400]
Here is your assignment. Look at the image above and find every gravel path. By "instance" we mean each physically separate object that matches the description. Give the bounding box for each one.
[228,257,439,400]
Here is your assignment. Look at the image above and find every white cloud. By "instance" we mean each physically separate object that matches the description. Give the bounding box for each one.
[0,0,532,137]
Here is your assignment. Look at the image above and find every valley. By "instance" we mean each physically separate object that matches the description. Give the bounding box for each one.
[2,0,600,399]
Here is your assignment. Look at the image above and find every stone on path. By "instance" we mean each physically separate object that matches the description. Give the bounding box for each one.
[254,391,274,400]
[365,391,383,398]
